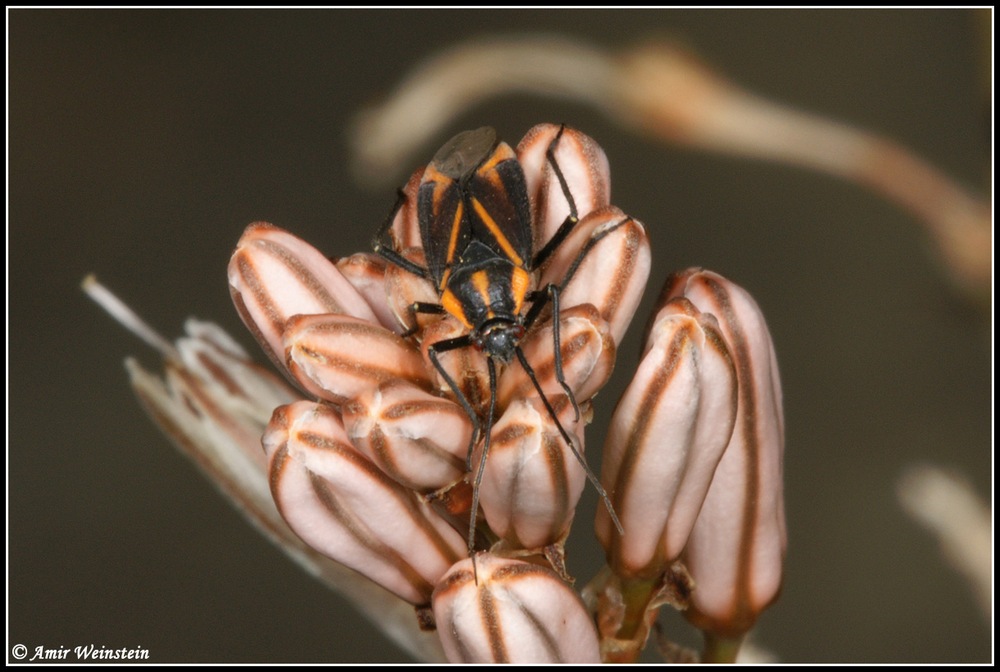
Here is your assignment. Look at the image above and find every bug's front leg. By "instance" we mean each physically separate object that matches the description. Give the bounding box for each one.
[426,334,492,567]
[399,301,446,338]
[426,334,481,473]
[555,216,635,293]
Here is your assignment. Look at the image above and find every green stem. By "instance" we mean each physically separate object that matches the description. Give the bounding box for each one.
[597,576,662,663]
[616,577,659,641]
[701,632,745,663]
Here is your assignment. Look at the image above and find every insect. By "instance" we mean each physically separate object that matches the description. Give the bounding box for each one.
[373,125,623,560]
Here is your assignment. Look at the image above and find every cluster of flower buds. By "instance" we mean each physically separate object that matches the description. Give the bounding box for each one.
[228,124,652,662]
[223,124,784,663]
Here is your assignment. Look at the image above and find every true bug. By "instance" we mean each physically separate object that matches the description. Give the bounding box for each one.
[373,125,624,559]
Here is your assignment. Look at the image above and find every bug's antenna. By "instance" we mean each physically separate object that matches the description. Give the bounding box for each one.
[468,358,499,585]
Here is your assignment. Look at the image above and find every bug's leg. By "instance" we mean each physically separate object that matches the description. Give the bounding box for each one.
[532,124,580,270]
[372,188,433,280]
[557,216,635,292]
[468,357,498,584]
[401,301,445,338]
[514,347,623,536]
[522,284,549,328]
[523,284,579,423]
[546,285,580,422]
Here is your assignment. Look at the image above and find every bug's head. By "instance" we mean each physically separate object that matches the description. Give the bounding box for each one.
[475,318,525,364]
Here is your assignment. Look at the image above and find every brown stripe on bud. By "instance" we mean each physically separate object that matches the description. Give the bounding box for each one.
[342,378,472,492]
[596,296,737,579]
[265,400,466,605]
[664,268,785,638]
[228,222,379,371]
[432,555,601,663]
[390,167,426,250]
[284,314,431,405]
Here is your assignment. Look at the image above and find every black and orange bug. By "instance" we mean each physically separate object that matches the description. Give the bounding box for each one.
[373,125,624,558]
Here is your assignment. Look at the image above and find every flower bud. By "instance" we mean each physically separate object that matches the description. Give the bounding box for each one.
[596,296,738,579]
[388,166,426,251]
[432,554,601,663]
[228,222,379,370]
[476,395,585,550]
[419,315,491,411]
[342,378,472,492]
[497,303,615,410]
[517,123,611,249]
[265,400,467,605]
[538,207,651,346]
[382,247,440,335]
[335,252,399,333]
[283,313,431,405]
[665,268,785,638]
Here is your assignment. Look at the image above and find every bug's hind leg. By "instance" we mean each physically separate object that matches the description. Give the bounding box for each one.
[372,188,432,280]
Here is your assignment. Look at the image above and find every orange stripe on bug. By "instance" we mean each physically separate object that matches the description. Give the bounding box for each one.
[470,197,524,267]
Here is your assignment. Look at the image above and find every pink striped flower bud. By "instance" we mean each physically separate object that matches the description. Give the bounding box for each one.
[476,395,586,550]
[418,315,491,410]
[666,268,786,639]
[496,303,615,410]
[342,378,472,492]
[537,207,651,346]
[228,222,379,370]
[596,295,738,579]
[432,554,601,663]
[264,400,467,605]
[335,252,399,333]
[283,313,431,405]
[382,246,440,334]
[517,123,611,249]
[385,167,425,250]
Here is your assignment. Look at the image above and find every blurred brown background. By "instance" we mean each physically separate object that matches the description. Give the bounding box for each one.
[10,9,991,663]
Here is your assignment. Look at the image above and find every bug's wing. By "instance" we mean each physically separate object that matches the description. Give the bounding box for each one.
[466,141,534,271]
[417,165,468,291]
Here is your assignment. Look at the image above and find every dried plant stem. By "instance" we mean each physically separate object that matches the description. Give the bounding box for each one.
[351,35,615,185]
[586,566,695,663]
[897,464,992,621]
[614,43,991,303]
